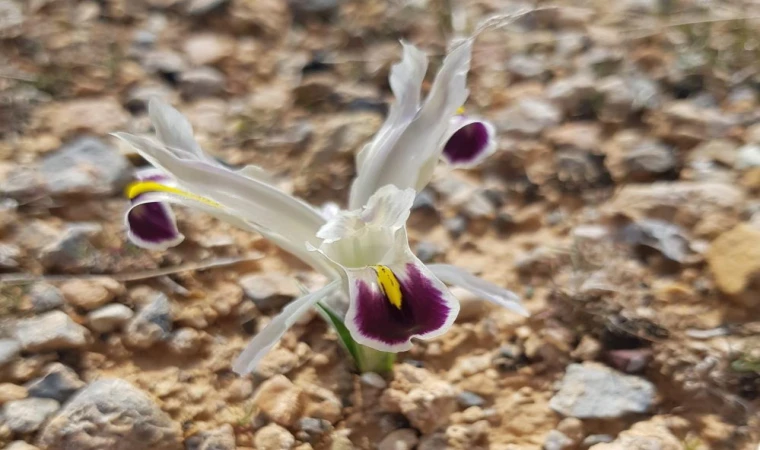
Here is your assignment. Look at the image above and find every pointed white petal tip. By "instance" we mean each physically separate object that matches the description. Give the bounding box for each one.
[426,263,529,317]
[232,281,341,375]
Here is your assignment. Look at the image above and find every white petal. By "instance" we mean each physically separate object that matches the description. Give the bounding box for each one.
[232,280,342,375]
[350,39,473,208]
[314,185,415,268]
[128,189,336,276]
[236,164,277,185]
[148,99,207,160]
[427,264,529,316]
[113,133,326,251]
[149,100,277,185]
[354,42,428,174]
[318,185,415,243]
[349,43,429,209]
[361,185,416,229]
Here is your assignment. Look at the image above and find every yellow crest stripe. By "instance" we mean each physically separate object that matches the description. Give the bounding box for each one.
[456,106,465,115]
[125,181,221,208]
[372,265,403,310]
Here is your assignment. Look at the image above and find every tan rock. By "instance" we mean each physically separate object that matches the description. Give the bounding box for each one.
[38,379,181,450]
[229,0,291,38]
[41,97,129,137]
[14,311,90,352]
[253,423,295,450]
[252,375,304,427]
[707,223,760,299]
[302,383,342,424]
[183,33,235,66]
[589,416,681,450]
[445,420,490,449]
[5,441,41,450]
[605,182,744,237]
[60,278,123,311]
[378,428,419,450]
[0,383,28,404]
[255,347,300,378]
[380,364,459,434]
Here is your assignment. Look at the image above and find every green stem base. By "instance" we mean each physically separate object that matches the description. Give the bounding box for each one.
[356,345,396,374]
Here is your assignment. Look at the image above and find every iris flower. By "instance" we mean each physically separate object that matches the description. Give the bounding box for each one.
[115,38,526,375]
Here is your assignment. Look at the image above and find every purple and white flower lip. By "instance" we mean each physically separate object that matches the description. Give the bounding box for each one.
[115,36,527,377]
[351,263,457,350]
[125,170,184,251]
[442,116,497,168]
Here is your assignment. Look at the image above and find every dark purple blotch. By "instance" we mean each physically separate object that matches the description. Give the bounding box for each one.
[353,264,452,347]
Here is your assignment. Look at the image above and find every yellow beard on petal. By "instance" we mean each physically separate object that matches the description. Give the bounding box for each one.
[456,106,465,115]
[372,265,403,309]
[125,181,221,208]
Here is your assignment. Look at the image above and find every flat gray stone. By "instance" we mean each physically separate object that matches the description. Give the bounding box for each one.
[239,272,299,312]
[124,293,172,348]
[0,338,21,366]
[13,311,90,352]
[38,379,181,450]
[26,363,85,403]
[549,362,656,419]
[29,283,65,313]
[2,397,60,434]
[185,424,236,450]
[87,304,134,333]
[40,137,132,196]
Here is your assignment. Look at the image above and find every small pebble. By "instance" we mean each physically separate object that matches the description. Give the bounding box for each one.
[87,304,134,333]
[360,372,387,389]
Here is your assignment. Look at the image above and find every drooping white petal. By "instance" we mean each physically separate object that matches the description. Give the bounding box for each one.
[113,133,326,251]
[350,39,473,208]
[342,229,459,352]
[440,115,497,169]
[427,263,528,316]
[126,195,184,251]
[125,186,337,276]
[232,280,342,375]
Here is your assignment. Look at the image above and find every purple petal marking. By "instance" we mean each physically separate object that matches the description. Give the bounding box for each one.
[127,194,182,248]
[442,121,491,165]
[353,264,453,347]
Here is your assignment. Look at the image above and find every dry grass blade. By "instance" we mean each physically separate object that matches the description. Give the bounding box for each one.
[0,253,263,285]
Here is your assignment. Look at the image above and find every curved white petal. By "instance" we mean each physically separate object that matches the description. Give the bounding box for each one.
[148,100,276,186]
[148,99,208,161]
[350,39,473,208]
[427,264,528,316]
[315,185,415,268]
[113,133,326,251]
[354,42,428,175]
[127,189,336,276]
[232,280,342,375]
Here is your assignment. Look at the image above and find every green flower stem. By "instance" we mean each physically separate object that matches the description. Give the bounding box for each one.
[316,302,396,374]
[356,345,396,374]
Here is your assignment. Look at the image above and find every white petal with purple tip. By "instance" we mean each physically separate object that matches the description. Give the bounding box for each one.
[441,116,497,168]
